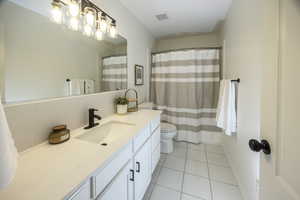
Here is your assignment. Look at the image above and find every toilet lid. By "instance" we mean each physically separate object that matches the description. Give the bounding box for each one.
[161,123,177,133]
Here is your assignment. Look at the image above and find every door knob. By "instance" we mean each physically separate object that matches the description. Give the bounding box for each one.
[249,139,271,155]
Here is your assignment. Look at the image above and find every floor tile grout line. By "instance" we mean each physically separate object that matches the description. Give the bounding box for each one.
[207,162,231,168]
[205,145,214,200]
[179,142,188,200]
[150,142,230,200]
[181,192,207,200]
[147,167,161,199]
[155,183,182,193]
[147,154,167,200]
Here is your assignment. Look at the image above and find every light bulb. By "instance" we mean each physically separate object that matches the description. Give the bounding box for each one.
[83,25,93,37]
[69,17,79,31]
[95,29,103,41]
[85,8,95,26]
[51,2,63,24]
[69,1,80,17]
[109,22,117,38]
[100,15,108,32]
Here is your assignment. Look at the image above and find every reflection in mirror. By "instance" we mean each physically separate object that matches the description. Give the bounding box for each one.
[0,1,127,104]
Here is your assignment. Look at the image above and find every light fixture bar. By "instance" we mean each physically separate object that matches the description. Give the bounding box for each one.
[51,0,117,39]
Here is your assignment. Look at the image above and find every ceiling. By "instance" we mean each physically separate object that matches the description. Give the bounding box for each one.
[119,0,232,38]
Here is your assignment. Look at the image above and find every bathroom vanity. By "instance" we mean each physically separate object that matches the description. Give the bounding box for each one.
[0,110,161,200]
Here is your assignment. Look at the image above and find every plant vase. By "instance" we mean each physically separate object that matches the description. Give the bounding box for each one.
[117,104,128,115]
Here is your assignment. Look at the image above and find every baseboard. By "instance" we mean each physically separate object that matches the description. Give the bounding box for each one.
[222,144,250,200]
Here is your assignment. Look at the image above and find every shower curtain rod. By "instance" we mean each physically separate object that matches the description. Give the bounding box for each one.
[152,47,222,55]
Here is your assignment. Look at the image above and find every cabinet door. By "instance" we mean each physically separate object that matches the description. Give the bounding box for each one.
[134,139,151,200]
[97,161,133,200]
[69,181,90,200]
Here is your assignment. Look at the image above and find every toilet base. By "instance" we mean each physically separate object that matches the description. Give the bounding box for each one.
[161,139,174,154]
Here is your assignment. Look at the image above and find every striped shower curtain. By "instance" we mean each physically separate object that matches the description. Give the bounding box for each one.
[101,55,127,91]
[151,49,221,143]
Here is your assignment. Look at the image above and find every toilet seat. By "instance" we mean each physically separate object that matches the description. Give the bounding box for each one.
[160,123,177,139]
[161,123,176,133]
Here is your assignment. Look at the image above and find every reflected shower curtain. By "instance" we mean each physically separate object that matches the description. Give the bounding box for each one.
[151,49,221,143]
[101,55,127,91]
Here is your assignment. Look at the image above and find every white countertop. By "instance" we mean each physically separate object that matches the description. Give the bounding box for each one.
[0,110,161,200]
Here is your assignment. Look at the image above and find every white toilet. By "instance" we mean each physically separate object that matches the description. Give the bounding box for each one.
[139,102,177,154]
[160,122,177,153]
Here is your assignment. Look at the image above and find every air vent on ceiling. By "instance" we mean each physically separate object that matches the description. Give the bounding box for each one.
[156,14,168,21]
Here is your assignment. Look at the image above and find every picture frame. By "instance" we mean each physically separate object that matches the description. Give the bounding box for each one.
[135,65,144,85]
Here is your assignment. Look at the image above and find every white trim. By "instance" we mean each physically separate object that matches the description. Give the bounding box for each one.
[152,49,219,62]
[4,90,125,107]
[102,68,127,74]
[151,78,220,83]
[152,65,219,74]
[103,56,127,65]
[102,79,127,82]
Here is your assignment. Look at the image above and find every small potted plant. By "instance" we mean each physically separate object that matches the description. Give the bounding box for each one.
[115,97,129,115]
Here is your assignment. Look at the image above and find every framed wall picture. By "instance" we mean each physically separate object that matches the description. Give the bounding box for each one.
[135,65,144,85]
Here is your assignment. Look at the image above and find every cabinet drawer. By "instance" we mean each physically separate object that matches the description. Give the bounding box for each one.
[69,181,90,200]
[151,127,160,152]
[133,125,150,152]
[150,117,160,133]
[152,144,160,174]
[94,144,132,198]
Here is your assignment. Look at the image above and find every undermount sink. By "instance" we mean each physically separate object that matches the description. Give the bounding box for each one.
[76,121,135,145]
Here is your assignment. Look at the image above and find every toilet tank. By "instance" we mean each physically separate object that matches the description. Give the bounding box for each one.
[139,102,154,110]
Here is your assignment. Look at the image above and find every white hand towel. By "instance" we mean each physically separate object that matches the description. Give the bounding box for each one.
[216,80,237,135]
[84,80,95,94]
[69,79,85,96]
[0,100,18,189]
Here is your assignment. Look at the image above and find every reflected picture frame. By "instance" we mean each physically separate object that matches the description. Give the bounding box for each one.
[135,65,144,85]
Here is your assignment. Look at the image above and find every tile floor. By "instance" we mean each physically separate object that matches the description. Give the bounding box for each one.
[143,141,243,200]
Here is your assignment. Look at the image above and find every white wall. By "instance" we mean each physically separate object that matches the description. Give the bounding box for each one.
[153,32,220,52]
[220,0,270,200]
[3,0,154,151]
[0,20,4,102]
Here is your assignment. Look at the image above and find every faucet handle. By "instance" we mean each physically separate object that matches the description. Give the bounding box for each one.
[89,108,99,112]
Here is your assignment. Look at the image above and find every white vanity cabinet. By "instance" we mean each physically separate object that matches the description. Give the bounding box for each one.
[133,139,151,200]
[150,117,161,173]
[68,181,91,200]
[67,115,161,200]
[151,127,161,173]
[96,161,133,200]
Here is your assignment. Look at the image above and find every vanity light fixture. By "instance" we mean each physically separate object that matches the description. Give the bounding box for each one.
[83,25,93,36]
[99,13,108,32]
[95,29,103,40]
[51,0,63,24]
[69,17,79,31]
[51,0,117,39]
[95,23,103,40]
[68,0,80,17]
[109,20,117,38]
[84,7,96,26]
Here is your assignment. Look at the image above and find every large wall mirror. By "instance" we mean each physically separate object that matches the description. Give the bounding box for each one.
[0,1,128,104]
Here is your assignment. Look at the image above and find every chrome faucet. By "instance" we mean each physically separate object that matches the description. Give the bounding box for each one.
[84,108,102,129]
